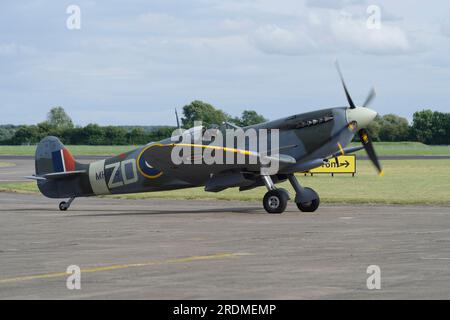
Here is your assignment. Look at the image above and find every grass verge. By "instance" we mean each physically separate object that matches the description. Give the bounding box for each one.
[0,142,449,157]
[352,142,450,156]
[0,162,15,168]
[1,160,449,205]
[0,145,136,156]
[0,182,37,194]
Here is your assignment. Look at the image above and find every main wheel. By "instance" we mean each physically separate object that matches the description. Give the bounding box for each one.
[277,188,291,200]
[263,189,289,214]
[59,201,68,211]
[296,187,320,212]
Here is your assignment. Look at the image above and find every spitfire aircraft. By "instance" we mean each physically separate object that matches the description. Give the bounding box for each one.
[27,64,382,214]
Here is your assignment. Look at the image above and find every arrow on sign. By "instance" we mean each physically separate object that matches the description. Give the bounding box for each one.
[341,160,350,168]
[334,159,350,168]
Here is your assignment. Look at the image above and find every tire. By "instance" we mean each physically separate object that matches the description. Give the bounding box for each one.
[296,188,320,212]
[277,188,291,200]
[263,189,289,214]
[59,202,68,211]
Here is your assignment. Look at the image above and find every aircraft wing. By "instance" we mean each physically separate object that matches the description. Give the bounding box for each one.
[140,143,296,184]
[142,143,294,169]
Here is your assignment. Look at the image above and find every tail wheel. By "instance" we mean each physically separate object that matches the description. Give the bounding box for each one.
[263,189,289,214]
[296,187,320,212]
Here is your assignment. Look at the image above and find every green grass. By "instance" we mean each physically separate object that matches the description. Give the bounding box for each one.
[0,142,448,157]
[2,160,449,205]
[0,145,136,156]
[0,182,37,194]
[0,162,15,167]
[352,142,450,156]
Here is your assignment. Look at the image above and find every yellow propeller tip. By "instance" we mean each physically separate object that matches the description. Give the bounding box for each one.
[379,170,385,177]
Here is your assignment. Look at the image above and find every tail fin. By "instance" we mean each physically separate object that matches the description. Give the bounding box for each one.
[35,136,86,199]
[35,136,78,176]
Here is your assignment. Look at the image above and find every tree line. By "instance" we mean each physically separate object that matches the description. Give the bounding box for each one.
[1,103,449,145]
[367,110,450,144]
[0,102,268,146]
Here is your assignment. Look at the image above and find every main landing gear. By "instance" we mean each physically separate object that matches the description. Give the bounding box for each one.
[59,197,75,211]
[288,174,320,212]
[261,174,320,214]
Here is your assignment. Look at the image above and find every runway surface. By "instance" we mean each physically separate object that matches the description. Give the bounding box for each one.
[0,192,450,299]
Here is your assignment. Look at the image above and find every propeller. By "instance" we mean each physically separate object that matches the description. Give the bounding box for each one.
[334,61,383,176]
[335,61,356,109]
[362,87,376,108]
[335,61,377,110]
[358,128,384,176]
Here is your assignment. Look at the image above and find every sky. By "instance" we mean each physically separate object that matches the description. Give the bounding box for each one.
[2,0,450,125]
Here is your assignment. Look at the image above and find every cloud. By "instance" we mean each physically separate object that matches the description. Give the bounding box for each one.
[249,11,411,56]
[0,0,446,125]
[220,18,255,32]
[330,14,410,54]
[250,25,317,55]
[305,0,367,9]
[137,12,180,32]
[0,43,37,56]
[441,21,450,38]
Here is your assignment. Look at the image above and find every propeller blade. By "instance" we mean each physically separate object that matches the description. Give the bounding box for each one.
[358,128,384,176]
[335,61,356,109]
[362,87,376,108]
[175,109,181,129]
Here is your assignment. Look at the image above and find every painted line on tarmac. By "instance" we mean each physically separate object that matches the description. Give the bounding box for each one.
[0,164,16,168]
[0,172,24,175]
[0,252,252,284]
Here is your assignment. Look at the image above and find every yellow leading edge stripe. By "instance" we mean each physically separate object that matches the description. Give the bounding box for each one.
[137,143,255,179]
[337,142,345,155]
[171,143,254,156]
[0,253,250,284]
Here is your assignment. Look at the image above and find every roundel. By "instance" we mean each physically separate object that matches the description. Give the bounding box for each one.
[136,145,163,179]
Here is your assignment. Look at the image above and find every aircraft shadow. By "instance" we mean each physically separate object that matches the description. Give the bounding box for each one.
[72,206,264,217]
[0,206,265,216]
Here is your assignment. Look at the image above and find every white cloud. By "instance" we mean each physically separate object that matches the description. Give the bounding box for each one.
[330,14,410,54]
[250,25,317,55]
[249,11,412,55]
[441,21,450,38]
[305,0,367,9]
[0,0,448,125]
[0,43,37,56]
[137,12,179,31]
[220,18,255,32]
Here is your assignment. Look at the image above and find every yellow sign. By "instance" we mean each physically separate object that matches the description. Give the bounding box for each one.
[307,155,356,175]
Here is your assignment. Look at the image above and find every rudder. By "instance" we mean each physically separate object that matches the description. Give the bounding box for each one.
[35,136,77,175]
[35,136,87,199]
